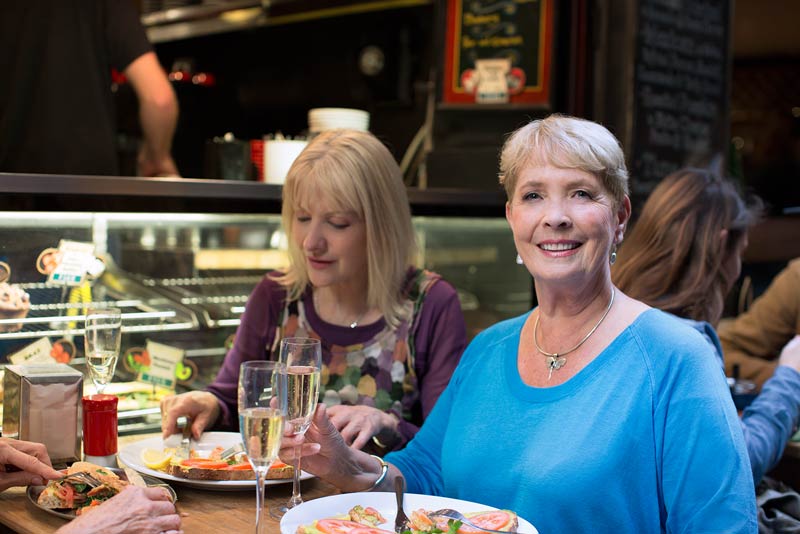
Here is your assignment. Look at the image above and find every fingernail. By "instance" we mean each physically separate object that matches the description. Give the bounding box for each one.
[31,476,44,486]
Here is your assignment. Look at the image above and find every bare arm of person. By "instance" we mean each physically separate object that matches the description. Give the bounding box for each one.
[160,391,221,440]
[0,438,61,491]
[124,51,180,177]
[55,486,182,534]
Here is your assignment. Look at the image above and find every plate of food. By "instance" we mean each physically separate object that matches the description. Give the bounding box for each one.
[118,431,313,491]
[27,462,177,520]
[281,492,537,534]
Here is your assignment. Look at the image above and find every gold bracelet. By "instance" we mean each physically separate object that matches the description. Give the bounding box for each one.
[364,454,388,492]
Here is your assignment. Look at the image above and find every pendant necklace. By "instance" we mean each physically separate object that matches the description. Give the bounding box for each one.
[313,291,368,329]
[533,288,616,380]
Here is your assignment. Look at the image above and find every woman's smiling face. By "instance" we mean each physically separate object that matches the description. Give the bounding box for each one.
[506,164,627,287]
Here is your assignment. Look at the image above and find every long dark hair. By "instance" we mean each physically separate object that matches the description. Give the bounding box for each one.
[613,168,761,323]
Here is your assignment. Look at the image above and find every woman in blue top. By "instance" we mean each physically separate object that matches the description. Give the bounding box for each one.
[613,167,800,486]
[281,115,757,533]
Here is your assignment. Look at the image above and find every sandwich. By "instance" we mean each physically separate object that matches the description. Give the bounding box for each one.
[37,461,128,515]
[161,446,293,481]
[296,505,390,534]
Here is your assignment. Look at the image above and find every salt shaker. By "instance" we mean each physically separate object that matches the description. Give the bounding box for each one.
[82,394,118,467]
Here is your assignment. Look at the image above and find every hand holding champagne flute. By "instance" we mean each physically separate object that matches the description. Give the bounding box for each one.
[84,308,122,395]
[272,337,321,517]
[239,360,287,534]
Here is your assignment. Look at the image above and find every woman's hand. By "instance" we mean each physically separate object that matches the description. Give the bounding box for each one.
[327,405,400,450]
[279,404,379,492]
[56,486,182,534]
[778,335,800,372]
[0,438,61,492]
[160,391,221,440]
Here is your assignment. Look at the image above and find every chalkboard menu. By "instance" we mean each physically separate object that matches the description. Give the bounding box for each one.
[443,0,552,105]
[631,0,732,196]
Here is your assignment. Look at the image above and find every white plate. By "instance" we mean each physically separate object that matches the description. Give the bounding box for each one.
[280,492,538,534]
[118,431,313,491]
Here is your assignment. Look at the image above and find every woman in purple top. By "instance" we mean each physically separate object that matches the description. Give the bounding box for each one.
[161,129,467,452]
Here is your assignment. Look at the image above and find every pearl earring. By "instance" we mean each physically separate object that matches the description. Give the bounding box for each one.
[516,254,523,265]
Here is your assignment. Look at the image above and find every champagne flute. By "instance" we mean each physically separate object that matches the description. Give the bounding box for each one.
[84,307,121,394]
[239,360,287,534]
[271,337,321,518]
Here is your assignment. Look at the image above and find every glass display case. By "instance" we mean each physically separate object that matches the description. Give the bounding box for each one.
[0,173,532,433]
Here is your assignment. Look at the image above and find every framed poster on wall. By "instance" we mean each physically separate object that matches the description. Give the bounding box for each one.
[442,0,553,106]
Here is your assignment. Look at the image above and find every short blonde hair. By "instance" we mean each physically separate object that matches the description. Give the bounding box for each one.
[499,114,629,205]
[274,129,417,327]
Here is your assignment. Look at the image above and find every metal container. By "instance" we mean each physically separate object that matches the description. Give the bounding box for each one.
[2,364,82,464]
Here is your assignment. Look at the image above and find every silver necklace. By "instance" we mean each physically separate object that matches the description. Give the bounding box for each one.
[533,288,616,380]
[313,291,367,329]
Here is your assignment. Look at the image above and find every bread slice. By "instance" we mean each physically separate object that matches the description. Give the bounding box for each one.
[165,462,293,481]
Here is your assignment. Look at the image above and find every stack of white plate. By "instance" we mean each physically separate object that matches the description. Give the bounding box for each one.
[308,108,370,134]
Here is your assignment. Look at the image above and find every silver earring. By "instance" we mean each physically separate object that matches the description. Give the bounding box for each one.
[609,245,617,265]
[516,253,523,265]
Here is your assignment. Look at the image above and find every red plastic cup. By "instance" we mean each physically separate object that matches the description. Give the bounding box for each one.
[82,394,118,457]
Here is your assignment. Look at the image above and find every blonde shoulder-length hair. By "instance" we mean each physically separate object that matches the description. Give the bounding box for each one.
[273,129,417,327]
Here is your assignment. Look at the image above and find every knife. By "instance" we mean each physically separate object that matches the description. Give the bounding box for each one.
[174,416,192,461]
[124,467,148,487]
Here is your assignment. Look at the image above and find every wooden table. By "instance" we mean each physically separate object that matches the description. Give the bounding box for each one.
[0,434,340,534]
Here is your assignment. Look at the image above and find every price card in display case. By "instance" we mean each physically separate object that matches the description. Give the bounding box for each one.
[139,340,184,389]
[46,240,96,286]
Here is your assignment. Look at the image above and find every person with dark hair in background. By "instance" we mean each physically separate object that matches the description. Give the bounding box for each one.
[613,168,800,488]
[0,0,179,177]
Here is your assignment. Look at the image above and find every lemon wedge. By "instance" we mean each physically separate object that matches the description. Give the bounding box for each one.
[141,448,172,470]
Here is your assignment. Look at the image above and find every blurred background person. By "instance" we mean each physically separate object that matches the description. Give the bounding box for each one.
[0,0,179,177]
[162,129,466,452]
[279,116,756,533]
[613,167,800,486]
[718,259,800,388]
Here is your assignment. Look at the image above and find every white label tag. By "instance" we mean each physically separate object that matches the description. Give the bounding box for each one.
[8,337,55,365]
[48,240,96,286]
[139,340,184,389]
[475,58,511,104]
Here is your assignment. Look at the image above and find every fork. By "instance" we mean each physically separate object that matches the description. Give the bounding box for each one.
[394,477,410,534]
[219,442,244,461]
[430,508,521,534]
[57,472,103,488]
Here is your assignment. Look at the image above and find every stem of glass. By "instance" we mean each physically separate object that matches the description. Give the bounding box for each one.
[288,444,303,508]
[255,468,267,534]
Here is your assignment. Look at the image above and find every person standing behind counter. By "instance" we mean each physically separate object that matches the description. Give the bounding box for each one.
[162,129,467,452]
[279,115,757,533]
[0,0,179,177]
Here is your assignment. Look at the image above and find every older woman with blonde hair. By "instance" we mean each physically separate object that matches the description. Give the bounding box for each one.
[613,168,800,486]
[279,115,756,533]
[161,129,466,455]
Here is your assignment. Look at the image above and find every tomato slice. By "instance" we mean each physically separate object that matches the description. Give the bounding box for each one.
[224,463,253,470]
[462,511,512,531]
[313,519,393,534]
[180,459,230,469]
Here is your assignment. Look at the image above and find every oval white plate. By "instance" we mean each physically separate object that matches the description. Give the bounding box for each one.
[118,431,313,491]
[280,492,538,534]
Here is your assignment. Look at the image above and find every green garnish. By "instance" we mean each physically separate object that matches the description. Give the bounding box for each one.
[401,519,461,534]
[71,483,87,493]
[96,469,108,475]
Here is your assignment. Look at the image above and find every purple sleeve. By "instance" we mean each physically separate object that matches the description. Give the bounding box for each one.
[395,279,467,447]
[205,276,284,431]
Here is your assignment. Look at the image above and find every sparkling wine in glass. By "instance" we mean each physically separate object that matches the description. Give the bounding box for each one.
[239,360,287,534]
[84,308,122,394]
[271,337,321,518]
